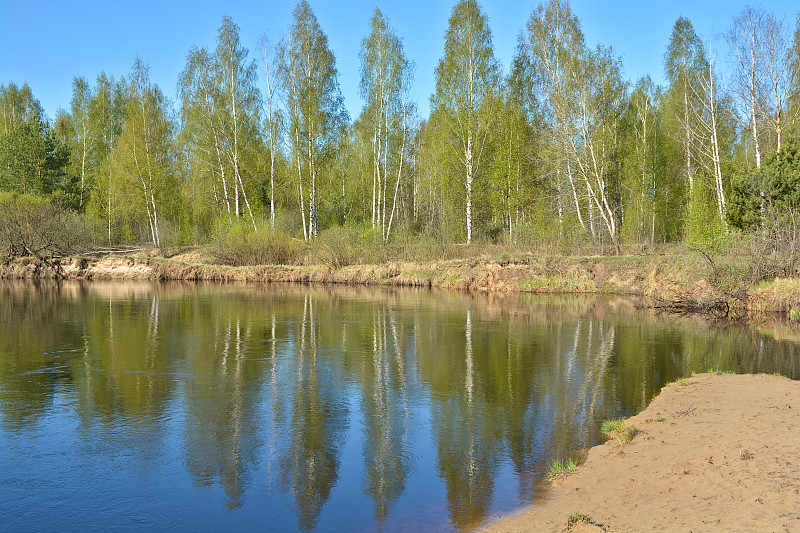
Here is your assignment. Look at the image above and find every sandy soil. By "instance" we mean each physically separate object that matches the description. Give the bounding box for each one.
[482,373,800,533]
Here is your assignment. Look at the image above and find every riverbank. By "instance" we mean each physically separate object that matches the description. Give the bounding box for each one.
[481,372,800,533]
[1,248,799,314]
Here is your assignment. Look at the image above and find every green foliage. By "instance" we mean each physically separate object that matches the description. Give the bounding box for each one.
[313,225,363,269]
[358,8,415,242]
[0,83,72,198]
[600,418,626,434]
[431,0,500,243]
[601,418,639,443]
[729,128,800,230]
[214,220,304,266]
[279,1,348,239]
[566,512,593,529]
[546,457,578,480]
[686,183,726,253]
[664,17,708,89]
[4,6,800,259]
[178,17,266,236]
[110,59,180,248]
[619,76,674,247]
[727,128,800,277]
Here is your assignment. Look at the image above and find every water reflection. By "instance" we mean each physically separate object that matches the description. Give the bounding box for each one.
[0,281,798,532]
[359,303,412,525]
[275,294,350,531]
[182,299,265,510]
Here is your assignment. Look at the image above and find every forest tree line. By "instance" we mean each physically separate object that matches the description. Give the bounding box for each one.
[2,0,800,263]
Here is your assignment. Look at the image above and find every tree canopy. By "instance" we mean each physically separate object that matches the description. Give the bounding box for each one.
[3,0,800,259]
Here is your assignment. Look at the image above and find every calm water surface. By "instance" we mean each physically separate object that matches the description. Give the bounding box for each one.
[1,282,797,532]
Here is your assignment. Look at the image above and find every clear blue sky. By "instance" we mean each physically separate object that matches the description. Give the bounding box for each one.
[1,0,797,122]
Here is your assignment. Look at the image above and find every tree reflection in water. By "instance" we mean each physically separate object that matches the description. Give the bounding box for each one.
[0,282,798,532]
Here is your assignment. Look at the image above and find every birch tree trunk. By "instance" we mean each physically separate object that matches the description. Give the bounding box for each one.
[262,38,278,228]
[729,7,766,169]
[432,0,499,245]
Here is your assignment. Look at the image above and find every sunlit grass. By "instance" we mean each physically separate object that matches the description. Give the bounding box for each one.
[601,418,639,444]
[566,511,594,530]
[547,457,578,481]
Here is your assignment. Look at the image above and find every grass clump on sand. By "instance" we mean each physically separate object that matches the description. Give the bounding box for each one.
[565,512,595,530]
[601,418,639,444]
[547,457,578,481]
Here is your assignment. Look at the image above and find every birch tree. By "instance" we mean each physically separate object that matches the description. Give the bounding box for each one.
[762,12,794,151]
[568,46,626,255]
[69,77,93,208]
[521,0,586,233]
[622,76,659,245]
[112,59,175,247]
[179,17,261,230]
[432,0,500,243]
[216,16,260,230]
[688,42,730,227]
[728,7,768,167]
[359,8,415,242]
[88,73,127,243]
[260,34,282,228]
[279,0,347,240]
[665,17,707,204]
[489,52,535,242]
[179,47,232,221]
[788,16,800,125]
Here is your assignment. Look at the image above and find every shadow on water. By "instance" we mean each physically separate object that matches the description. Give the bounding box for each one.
[0,281,797,531]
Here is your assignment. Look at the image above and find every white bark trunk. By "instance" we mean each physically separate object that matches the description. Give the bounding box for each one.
[749,31,762,169]
[80,119,87,208]
[567,159,586,231]
[263,40,277,228]
[465,130,473,244]
[385,94,408,243]
[708,66,727,227]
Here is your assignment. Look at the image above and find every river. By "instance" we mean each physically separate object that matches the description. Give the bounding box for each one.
[0,281,797,531]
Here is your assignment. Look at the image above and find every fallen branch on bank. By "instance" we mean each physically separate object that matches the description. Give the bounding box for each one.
[650,295,730,318]
[78,247,145,256]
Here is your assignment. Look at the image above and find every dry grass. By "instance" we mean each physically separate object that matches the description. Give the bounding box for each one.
[749,278,800,314]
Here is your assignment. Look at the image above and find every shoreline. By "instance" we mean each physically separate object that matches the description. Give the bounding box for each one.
[2,251,798,317]
[481,373,800,533]
[2,251,797,315]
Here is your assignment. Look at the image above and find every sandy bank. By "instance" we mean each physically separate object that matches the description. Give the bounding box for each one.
[0,252,720,295]
[482,373,800,533]
[2,252,799,314]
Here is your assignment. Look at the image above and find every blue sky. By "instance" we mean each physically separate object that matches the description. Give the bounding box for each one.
[0,0,796,121]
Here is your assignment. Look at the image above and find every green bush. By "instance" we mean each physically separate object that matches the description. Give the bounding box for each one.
[686,183,727,255]
[312,225,362,268]
[213,221,304,266]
